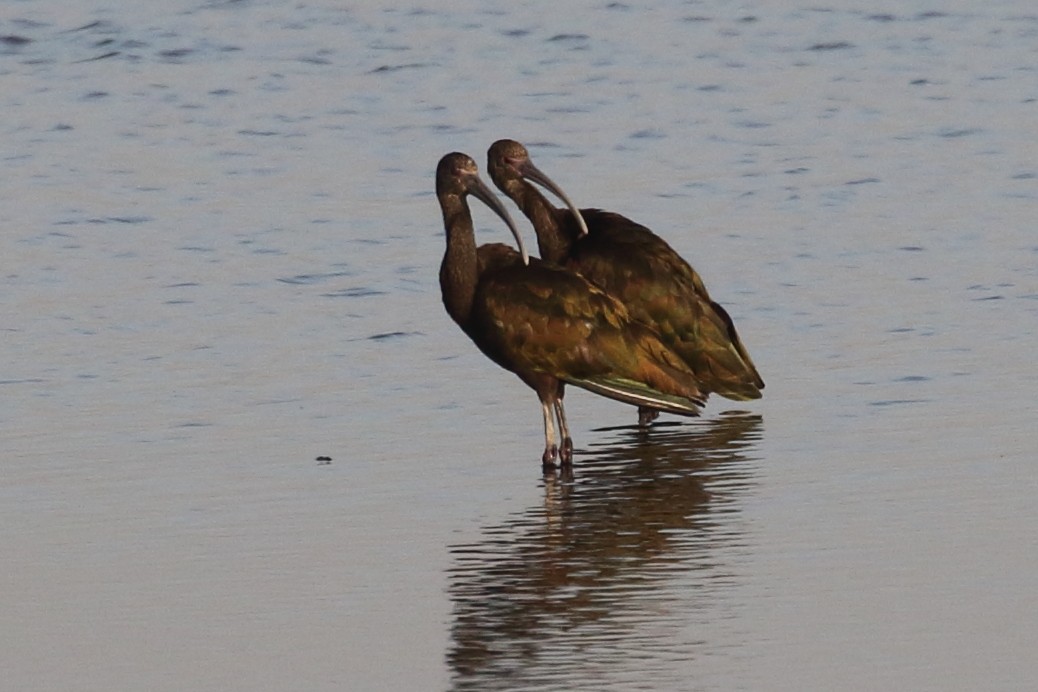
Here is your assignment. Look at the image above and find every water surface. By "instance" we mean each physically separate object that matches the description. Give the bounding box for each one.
[3,1,1036,690]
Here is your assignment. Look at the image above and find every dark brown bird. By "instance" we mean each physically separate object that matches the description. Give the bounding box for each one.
[437,152,707,468]
[487,139,764,426]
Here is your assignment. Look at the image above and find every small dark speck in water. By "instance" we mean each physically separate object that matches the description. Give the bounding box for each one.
[846,177,880,185]
[895,375,930,382]
[2,35,33,46]
[316,456,332,465]
[548,33,589,42]
[369,63,429,74]
[809,41,854,51]
[899,245,925,252]
[83,91,109,100]
[938,127,982,138]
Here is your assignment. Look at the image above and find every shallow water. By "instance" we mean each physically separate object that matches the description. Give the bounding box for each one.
[3,1,1037,690]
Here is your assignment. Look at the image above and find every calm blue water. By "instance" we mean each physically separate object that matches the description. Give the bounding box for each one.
[3,1,1036,690]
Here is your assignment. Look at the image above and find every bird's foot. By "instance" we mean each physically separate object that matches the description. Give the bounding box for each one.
[638,407,660,427]
[541,444,559,470]
[559,437,573,466]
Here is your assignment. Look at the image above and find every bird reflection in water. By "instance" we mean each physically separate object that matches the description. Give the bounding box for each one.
[446,412,762,690]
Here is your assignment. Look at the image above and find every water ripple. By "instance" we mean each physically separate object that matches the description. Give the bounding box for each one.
[360,331,422,342]
[321,287,386,298]
[277,271,354,285]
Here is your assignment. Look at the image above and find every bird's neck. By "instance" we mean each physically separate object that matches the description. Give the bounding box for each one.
[439,197,479,326]
[513,180,576,264]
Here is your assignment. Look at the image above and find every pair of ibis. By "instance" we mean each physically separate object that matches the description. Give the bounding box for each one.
[437,140,763,469]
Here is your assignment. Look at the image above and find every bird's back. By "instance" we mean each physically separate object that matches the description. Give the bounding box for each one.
[567,209,764,400]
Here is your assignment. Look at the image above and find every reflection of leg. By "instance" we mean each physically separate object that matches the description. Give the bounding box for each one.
[553,398,573,465]
[540,399,558,468]
[638,406,659,427]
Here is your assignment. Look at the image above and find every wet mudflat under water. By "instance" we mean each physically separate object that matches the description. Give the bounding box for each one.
[3,1,1037,690]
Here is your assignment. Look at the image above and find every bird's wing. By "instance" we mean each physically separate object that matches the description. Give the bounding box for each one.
[475,260,705,413]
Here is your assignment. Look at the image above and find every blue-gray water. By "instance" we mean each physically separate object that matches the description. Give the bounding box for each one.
[3,2,1036,690]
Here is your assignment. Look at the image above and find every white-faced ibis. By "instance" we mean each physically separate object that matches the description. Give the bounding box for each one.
[487,139,764,426]
[437,152,707,468]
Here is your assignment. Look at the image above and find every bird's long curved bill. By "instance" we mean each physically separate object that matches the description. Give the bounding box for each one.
[468,175,530,265]
[517,160,590,237]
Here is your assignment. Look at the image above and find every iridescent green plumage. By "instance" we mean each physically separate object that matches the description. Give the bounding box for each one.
[565,209,763,401]
[474,255,706,418]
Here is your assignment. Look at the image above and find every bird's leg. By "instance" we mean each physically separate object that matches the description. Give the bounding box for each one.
[553,398,573,466]
[540,399,559,468]
[638,406,660,427]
